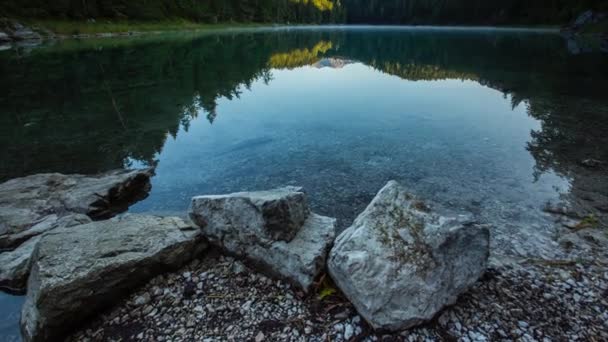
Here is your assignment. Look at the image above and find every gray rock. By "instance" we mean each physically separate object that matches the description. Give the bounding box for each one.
[190,186,309,242]
[0,214,91,293]
[21,214,207,342]
[0,31,9,42]
[0,168,153,250]
[344,323,354,340]
[0,214,91,253]
[134,293,151,306]
[328,181,490,331]
[244,213,337,291]
[0,236,41,293]
[190,187,336,291]
[11,27,41,41]
[573,11,595,29]
[0,19,42,42]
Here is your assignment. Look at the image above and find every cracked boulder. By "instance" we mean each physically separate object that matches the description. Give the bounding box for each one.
[0,168,154,251]
[190,187,336,291]
[328,181,490,331]
[21,214,206,342]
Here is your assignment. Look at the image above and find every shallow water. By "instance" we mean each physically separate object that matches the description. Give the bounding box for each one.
[1,27,608,340]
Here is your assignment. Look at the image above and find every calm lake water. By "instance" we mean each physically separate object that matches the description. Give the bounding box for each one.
[1,26,608,340]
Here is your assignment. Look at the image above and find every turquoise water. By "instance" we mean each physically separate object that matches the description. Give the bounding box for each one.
[1,27,608,340]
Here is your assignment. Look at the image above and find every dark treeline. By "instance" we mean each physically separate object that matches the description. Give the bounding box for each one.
[0,0,345,24]
[342,0,608,25]
[2,0,607,25]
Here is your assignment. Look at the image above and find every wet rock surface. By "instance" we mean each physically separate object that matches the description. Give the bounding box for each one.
[190,187,336,292]
[0,168,154,251]
[328,180,490,331]
[20,214,206,342]
[69,253,608,342]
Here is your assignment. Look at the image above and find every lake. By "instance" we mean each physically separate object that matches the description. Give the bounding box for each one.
[1,26,607,340]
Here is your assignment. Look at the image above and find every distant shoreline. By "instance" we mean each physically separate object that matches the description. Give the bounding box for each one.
[2,19,564,45]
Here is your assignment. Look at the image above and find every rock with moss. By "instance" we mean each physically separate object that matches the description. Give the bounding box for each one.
[327,180,490,331]
[20,214,206,342]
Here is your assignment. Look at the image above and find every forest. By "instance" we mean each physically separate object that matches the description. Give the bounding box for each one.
[0,0,345,24]
[2,0,607,25]
[341,0,608,25]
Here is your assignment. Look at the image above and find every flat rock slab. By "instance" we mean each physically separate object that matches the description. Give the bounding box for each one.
[0,214,91,294]
[328,181,490,331]
[0,168,154,250]
[21,214,206,342]
[190,187,335,291]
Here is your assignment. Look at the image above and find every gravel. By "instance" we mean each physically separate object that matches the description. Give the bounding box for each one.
[69,249,608,342]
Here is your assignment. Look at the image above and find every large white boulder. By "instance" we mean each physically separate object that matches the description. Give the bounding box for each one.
[190,187,336,291]
[328,181,490,331]
[20,214,206,342]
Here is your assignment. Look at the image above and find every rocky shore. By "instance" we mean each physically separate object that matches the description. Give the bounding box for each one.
[560,10,608,54]
[0,19,43,45]
[1,168,607,341]
[69,253,608,342]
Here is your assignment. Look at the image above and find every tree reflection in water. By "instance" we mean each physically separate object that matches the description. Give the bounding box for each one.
[1,28,607,223]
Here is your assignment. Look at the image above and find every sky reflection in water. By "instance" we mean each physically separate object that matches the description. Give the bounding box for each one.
[1,27,608,341]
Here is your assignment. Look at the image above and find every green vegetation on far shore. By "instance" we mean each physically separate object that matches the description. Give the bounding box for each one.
[23,19,268,36]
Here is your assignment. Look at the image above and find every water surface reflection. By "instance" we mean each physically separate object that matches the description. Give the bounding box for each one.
[0,27,606,257]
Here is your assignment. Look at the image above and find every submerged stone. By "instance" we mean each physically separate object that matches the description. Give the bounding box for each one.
[328,180,490,331]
